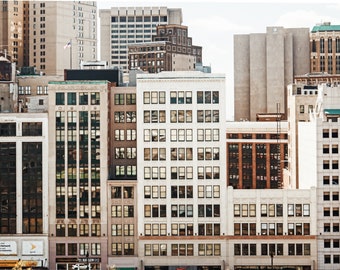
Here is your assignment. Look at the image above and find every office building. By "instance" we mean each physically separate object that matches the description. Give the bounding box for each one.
[99,7,182,74]
[299,83,340,269]
[136,71,226,269]
[226,187,317,270]
[0,1,25,66]
[28,1,97,75]
[310,22,340,74]
[0,113,49,268]
[48,80,110,270]
[234,26,310,121]
[128,24,202,73]
[226,121,288,189]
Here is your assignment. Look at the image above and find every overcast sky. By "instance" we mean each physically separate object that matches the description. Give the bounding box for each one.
[97,0,340,119]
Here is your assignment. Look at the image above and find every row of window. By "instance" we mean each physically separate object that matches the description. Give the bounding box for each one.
[142,91,219,105]
[55,224,101,237]
[144,243,221,256]
[324,254,340,264]
[143,166,220,180]
[323,191,339,201]
[111,243,134,256]
[234,223,310,236]
[56,243,101,256]
[0,122,42,137]
[111,224,134,236]
[114,111,136,123]
[111,205,134,217]
[234,243,310,256]
[324,222,340,233]
[324,239,340,248]
[114,129,136,141]
[144,147,220,161]
[323,129,338,138]
[111,186,134,199]
[143,128,220,142]
[143,110,220,123]
[143,204,220,218]
[18,85,48,95]
[115,147,136,159]
[323,175,339,185]
[323,160,339,170]
[234,203,310,217]
[56,92,100,106]
[114,93,136,105]
[114,165,137,177]
[323,207,340,217]
[323,144,339,154]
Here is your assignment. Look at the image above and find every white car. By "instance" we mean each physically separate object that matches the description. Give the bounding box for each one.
[72,264,91,270]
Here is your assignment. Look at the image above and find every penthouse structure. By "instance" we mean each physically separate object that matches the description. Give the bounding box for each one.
[128,24,202,73]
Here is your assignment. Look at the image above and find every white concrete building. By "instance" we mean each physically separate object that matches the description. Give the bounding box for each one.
[136,71,226,269]
[299,83,340,269]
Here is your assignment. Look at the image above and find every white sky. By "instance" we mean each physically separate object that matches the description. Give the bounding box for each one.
[96,0,340,119]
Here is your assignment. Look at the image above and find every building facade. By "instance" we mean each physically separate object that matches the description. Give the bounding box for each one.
[0,113,49,269]
[234,26,310,121]
[48,81,110,270]
[299,83,340,269]
[0,0,25,66]
[28,1,97,76]
[310,22,340,74]
[128,24,202,73]
[99,7,182,74]
[226,121,288,189]
[136,71,226,269]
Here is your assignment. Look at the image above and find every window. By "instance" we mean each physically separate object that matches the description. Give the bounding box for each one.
[67,92,76,105]
[56,92,65,105]
[126,93,136,105]
[115,94,124,105]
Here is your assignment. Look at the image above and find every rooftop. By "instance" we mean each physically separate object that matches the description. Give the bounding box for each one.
[311,23,340,33]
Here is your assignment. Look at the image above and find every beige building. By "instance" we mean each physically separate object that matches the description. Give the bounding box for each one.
[28,1,97,76]
[234,26,310,121]
[17,74,63,113]
[0,1,25,66]
[99,6,182,74]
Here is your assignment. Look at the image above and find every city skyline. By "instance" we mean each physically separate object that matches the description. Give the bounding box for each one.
[98,0,340,120]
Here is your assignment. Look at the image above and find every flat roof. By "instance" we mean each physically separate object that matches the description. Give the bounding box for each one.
[311,25,340,32]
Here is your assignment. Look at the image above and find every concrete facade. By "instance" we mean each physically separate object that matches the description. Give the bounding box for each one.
[28,1,97,76]
[234,27,310,121]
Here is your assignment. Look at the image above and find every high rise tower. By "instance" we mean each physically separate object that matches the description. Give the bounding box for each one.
[99,7,182,74]
[234,27,310,121]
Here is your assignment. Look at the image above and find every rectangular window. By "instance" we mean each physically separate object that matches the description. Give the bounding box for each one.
[115,94,124,105]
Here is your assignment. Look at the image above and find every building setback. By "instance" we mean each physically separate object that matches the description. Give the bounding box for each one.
[128,24,202,73]
[234,26,310,121]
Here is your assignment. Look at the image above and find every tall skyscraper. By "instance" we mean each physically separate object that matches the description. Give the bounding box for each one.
[48,81,109,270]
[99,7,182,74]
[28,1,97,75]
[234,26,310,121]
[310,22,340,74]
[136,71,226,268]
[0,1,25,66]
